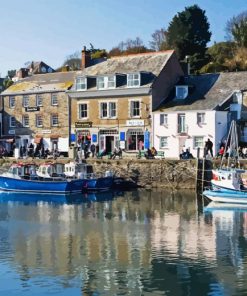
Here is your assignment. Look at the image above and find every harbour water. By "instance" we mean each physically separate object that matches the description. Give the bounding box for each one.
[0,189,247,295]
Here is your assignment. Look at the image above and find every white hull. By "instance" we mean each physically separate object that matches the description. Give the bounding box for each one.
[204,193,247,204]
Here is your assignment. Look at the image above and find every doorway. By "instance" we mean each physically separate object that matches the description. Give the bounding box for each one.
[105,136,114,153]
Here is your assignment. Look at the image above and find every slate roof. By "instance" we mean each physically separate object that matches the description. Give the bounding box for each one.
[1,72,77,95]
[77,50,174,76]
[158,72,247,112]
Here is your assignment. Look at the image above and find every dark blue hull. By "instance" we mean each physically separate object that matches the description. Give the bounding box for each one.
[82,176,113,191]
[0,175,84,194]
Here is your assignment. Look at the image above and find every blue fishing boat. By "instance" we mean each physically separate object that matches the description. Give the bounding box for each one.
[0,162,84,194]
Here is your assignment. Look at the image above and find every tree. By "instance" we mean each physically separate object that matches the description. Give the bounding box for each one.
[200,42,236,73]
[166,5,211,72]
[62,51,81,71]
[149,28,168,51]
[226,11,247,47]
[3,78,13,90]
[7,70,16,79]
[108,37,150,57]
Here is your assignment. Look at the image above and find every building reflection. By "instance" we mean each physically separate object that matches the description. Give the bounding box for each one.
[2,190,247,294]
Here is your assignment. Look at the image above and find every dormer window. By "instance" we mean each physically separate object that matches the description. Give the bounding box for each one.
[76,77,87,91]
[97,76,116,89]
[127,73,140,87]
[176,86,188,100]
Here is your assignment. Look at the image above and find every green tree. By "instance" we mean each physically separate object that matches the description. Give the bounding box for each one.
[200,42,236,73]
[167,5,211,72]
[226,11,247,47]
[3,78,13,90]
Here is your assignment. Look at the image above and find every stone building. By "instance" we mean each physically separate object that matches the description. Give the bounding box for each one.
[1,71,76,156]
[68,50,184,155]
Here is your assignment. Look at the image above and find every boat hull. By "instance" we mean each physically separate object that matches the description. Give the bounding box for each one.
[203,189,247,204]
[0,175,84,194]
[82,176,113,191]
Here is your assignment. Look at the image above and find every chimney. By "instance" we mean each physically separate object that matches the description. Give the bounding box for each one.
[81,46,91,69]
[17,68,29,79]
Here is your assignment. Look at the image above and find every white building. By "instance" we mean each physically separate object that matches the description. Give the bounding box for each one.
[153,72,247,159]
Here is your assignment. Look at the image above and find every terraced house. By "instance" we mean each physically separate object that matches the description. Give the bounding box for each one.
[68,50,184,155]
[1,71,76,156]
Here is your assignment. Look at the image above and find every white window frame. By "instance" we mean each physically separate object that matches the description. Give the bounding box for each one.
[194,136,204,148]
[23,95,29,108]
[76,77,87,91]
[160,136,168,149]
[78,103,88,119]
[36,94,43,107]
[197,112,205,125]
[97,76,116,90]
[51,93,58,106]
[130,100,141,118]
[9,116,16,127]
[36,115,43,127]
[160,114,168,126]
[9,96,15,108]
[178,114,186,133]
[176,86,188,100]
[51,114,59,126]
[107,76,115,89]
[127,73,140,87]
[22,115,29,127]
[99,101,117,119]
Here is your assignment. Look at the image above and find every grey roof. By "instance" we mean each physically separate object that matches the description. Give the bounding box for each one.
[1,71,77,95]
[77,50,174,77]
[158,72,247,112]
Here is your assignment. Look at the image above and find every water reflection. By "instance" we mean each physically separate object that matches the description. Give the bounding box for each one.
[1,189,247,295]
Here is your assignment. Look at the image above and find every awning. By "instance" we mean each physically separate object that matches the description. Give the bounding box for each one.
[34,137,43,144]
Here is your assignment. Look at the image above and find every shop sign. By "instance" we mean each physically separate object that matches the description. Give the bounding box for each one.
[8,130,15,135]
[75,121,92,128]
[126,120,144,127]
[25,106,40,112]
[42,130,51,134]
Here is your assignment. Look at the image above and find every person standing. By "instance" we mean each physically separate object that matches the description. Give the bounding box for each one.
[205,138,213,157]
[90,144,96,158]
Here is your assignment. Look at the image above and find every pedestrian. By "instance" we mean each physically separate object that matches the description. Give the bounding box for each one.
[90,143,96,157]
[205,138,213,157]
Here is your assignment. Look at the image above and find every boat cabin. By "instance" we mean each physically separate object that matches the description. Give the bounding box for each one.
[212,168,246,191]
[7,163,38,179]
[64,162,93,179]
[37,162,65,179]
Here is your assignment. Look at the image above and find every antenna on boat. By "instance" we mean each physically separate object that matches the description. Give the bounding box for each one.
[220,120,239,169]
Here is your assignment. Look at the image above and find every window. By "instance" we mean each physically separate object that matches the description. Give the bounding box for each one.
[97,77,105,89]
[107,76,115,88]
[178,114,186,133]
[36,94,43,107]
[100,102,108,118]
[130,101,140,117]
[194,136,204,148]
[160,114,168,125]
[197,112,205,124]
[160,137,168,148]
[176,86,188,99]
[9,96,15,108]
[51,94,58,106]
[76,77,87,90]
[36,115,43,127]
[97,76,116,89]
[127,73,140,87]
[51,114,58,126]
[23,115,29,127]
[23,95,29,107]
[10,116,16,127]
[79,104,88,119]
[126,129,144,151]
[109,102,116,118]
[99,102,116,119]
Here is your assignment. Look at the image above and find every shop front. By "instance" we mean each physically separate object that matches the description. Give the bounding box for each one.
[99,129,118,153]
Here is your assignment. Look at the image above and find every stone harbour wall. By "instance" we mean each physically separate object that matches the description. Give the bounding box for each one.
[86,159,197,189]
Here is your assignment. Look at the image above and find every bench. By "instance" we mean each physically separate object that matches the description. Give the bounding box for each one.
[136,151,146,159]
[136,150,165,159]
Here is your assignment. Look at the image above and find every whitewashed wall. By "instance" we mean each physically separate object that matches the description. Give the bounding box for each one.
[153,110,228,159]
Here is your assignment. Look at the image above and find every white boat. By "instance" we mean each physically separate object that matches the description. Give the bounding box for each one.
[203,120,247,204]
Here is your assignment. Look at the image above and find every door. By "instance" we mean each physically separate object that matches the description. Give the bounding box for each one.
[105,136,114,153]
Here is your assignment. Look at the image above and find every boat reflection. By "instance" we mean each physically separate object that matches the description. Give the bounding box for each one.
[0,190,118,204]
[204,201,247,213]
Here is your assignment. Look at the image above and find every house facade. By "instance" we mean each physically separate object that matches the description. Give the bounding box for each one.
[153,72,247,159]
[1,71,76,156]
[68,50,184,155]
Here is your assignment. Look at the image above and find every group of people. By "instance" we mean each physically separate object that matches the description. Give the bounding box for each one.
[19,143,60,159]
[144,147,157,159]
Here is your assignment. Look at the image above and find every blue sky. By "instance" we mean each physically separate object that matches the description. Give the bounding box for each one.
[0,0,246,77]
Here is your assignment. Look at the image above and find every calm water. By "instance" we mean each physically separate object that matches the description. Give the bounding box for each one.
[0,189,247,296]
